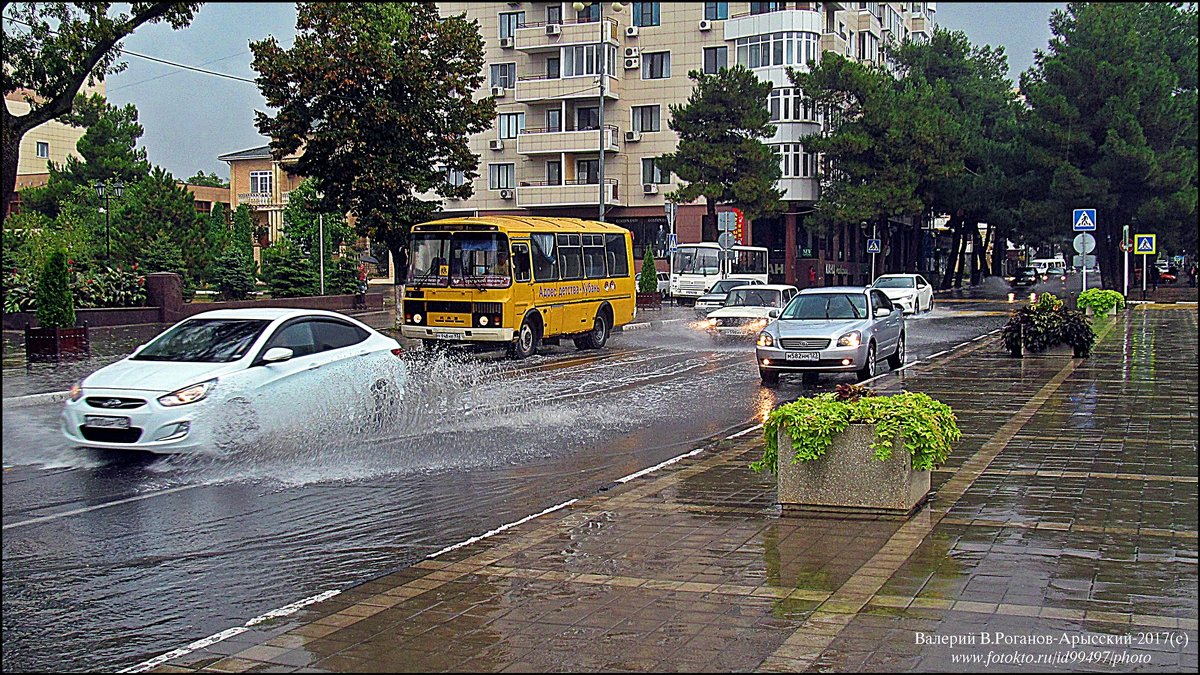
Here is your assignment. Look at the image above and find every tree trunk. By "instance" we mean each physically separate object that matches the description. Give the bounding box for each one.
[953,222,969,288]
[702,200,718,242]
[387,241,407,324]
[978,223,992,277]
[906,220,921,273]
[991,223,1007,278]
[939,213,963,290]
[2,109,23,223]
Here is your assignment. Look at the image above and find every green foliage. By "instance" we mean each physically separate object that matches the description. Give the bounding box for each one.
[139,232,195,301]
[230,204,255,263]
[4,269,37,313]
[1075,288,1125,314]
[202,203,231,278]
[1001,292,1096,357]
[281,178,355,260]
[72,264,147,308]
[637,247,658,294]
[210,247,257,300]
[250,2,495,274]
[114,166,205,270]
[327,256,362,295]
[752,391,961,475]
[35,249,75,328]
[184,171,228,188]
[261,239,317,298]
[4,209,99,275]
[658,66,782,240]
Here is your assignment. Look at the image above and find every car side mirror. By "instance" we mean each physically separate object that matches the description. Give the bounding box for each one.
[877,307,892,317]
[769,309,780,318]
[262,347,294,363]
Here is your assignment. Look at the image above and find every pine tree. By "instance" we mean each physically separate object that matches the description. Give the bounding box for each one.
[638,247,658,294]
[35,249,75,328]
[211,246,256,301]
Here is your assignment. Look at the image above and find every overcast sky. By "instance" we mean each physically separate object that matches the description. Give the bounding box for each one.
[99,2,1066,181]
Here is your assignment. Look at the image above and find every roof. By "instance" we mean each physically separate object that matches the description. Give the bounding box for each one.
[217,145,273,162]
[729,284,797,292]
[418,216,630,234]
[183,308,352,321]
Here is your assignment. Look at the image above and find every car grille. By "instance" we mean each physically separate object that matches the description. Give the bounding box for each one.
[780,338,831,350]
[79,426,143,443]
[715,317,760,327]
[85,397,146,410]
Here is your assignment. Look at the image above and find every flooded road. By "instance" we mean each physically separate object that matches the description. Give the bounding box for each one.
[2,300,1009,672]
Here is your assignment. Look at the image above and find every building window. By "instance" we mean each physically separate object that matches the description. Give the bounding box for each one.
[488,163,515,190]
[768,88,819,122]
[750,2,784,15]
[736,32,821,69]
[547,108,562,132]
[498,112,525,139]
[632,2,659,27]
[641,157,669,184]
[576,159,599,184]
[703,46,727,74]
[576,3,599,22]
[499,12,524,40]
[641,51,670,79]
[446,168,466,187]
[546,56,560,79]
[563,44,616,78]
[546,4,562,24]
[249,170,272,195]
[546,160,562,185]
[35,141,49,158]
[576,106,600,131]
[704,2,728,20]
[775,144,818,179]
[490,63,516,89]
[857,30,879,63]
[631,105,660,133]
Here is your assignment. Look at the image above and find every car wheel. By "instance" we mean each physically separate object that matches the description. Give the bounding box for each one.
[887,332,905,369]
[509,317,540,359]
[578,312,609,350]
[760,369,780,387]
[857,343,877,382]
[926,298,934,313]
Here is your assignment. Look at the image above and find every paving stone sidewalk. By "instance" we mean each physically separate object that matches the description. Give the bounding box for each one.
[145,305,1198,673]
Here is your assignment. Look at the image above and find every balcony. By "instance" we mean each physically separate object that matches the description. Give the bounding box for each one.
[237,192,289,209]
[820,31,851,58]
[514,17,617,52]
[515,74,619,103]
[517,125,620,155]
[517,179,620,208]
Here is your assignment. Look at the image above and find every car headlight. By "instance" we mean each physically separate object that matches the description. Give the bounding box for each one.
[757,332,774,347]
[708,318,719,327]
[837,330,861,347]
[158,379,216,407]
[69,380,84,402]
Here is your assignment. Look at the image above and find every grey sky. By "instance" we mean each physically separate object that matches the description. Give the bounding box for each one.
[103,2,1066,182]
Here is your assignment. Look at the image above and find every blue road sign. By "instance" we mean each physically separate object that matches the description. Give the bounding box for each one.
[1073,209,1097,231]
[668,232,678,252]
[1135,234,1156,256]
[867,238,882,254]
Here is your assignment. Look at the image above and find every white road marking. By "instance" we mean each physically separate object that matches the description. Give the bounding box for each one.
[927,350,949,359]
[616,448,705,484]
[3,391,70,408]
[2,485,203,531]
[429,498,578,559]
[726,424,764,440]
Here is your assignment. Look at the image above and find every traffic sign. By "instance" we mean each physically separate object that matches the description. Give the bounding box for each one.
[664,201,677,228]
[717,212,736,232]
[1119,240,1133,253]
[718,233,735,249]
[866,238,882,254]
[1072,233,1095,254]
[667,232,678,253]
[1134,234,1156,256]
[1073,209,1097,232]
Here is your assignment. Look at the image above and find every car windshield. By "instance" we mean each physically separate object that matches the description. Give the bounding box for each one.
[710,279,751,295]
[673,248,720,275]
[132,319,271,362]
[781,293,867,320]
[726,288,781,307]
[872,277,915,289]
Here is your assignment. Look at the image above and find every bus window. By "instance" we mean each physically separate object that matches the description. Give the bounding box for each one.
[605,234,629,276]
[408,233,450,287]
[449,233,510,288]
[511,242,532,282]
[531,233,559,281]
[557,233,583,280]
[583,234,606,278]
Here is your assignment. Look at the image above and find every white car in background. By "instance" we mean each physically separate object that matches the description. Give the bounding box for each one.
[705,284,799,340]
[61,309,405,454]
[870,274,934,314]
[693,277,764,317]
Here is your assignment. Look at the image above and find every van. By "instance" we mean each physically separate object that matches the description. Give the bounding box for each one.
[1029,258,1065,276]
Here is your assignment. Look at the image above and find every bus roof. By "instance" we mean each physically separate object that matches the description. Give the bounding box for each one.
[675,242,767,250]
[415,216,630,235]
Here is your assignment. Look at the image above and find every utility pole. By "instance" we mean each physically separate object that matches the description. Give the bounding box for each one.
[574,2,624,221]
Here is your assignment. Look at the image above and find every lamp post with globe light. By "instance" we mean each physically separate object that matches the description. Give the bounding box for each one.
[571,1,625,222]
[94,180,124,260]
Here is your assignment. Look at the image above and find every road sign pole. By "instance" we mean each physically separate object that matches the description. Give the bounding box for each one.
[1122,224,1129,299]
[1082,260,1086,293]
[871,222,877,284]
[1142,253,1147,297]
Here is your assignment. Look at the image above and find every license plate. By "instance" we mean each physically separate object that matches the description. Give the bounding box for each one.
[434,332,463,340]
[785,352,820,362]
[84,415,130,429]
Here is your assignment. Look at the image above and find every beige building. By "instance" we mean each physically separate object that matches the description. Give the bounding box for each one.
[218,144,305,255]
[437,1,935,287]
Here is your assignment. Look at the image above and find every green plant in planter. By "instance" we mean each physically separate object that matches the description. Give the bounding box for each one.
[1076,288,1125,314]
[35,249,76,328]
[751,389,961,475]
[1001,292,1096,357]
[637,247,658,294]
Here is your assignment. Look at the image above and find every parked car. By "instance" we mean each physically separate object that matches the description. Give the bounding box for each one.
[1047,266,1068,282]
[1012,267,1040,287]
[754,287,905,386]
[693,277,764,317]
[61,309,405,454]
[869,273,934,314]
[656,271,671,297]
[705,284,799,340]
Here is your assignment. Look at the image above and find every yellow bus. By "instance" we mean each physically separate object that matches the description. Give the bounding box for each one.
[400,216,636,358]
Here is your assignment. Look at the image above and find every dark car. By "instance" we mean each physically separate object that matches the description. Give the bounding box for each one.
[1012,267,1039,287]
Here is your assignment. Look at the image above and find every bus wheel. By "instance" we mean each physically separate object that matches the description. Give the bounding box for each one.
[510,318,540,359]
[578,312,609,350]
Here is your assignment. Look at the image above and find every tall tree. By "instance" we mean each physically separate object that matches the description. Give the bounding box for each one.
[184,171,228,188]
[281,178,354,260]
[113,167,203,270]
[1,2,200,221]
[658,66,782,242]
[250,2,495,300]
[1018,2,1197,290]
[230,204,255,263]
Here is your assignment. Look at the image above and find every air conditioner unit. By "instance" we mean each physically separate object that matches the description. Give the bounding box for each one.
[499,189,515,200]
[624,130,641,143]
[490,86,506,98]
[624,57,640,70]
[625,25,638,37]
[499,37,514,48]
[624,46,640,58]
[642,183,658,195]
[698,19,713,32]
[546,23,561,35]
[489,139,504,151]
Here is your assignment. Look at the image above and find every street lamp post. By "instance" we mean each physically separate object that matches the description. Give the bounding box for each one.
[94,180,124,260]
[573,2,624,222]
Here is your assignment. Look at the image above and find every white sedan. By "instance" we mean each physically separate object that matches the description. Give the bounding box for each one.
[62,309,405,454]
[870,274,934,314]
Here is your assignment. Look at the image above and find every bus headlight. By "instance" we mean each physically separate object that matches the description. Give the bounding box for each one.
[412,313,423,324]
[757,332,774,347]
[479,315,489,327]
[837,330,861,347]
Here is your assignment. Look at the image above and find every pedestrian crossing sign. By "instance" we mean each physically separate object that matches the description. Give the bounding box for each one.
[867,238,882,254]
[1073,209,1097,231]
[1134,234,1156,256]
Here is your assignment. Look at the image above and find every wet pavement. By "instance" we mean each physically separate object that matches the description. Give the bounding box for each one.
[127,304,1197,672]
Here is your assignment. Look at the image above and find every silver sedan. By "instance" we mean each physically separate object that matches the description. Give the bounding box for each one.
[754,287,905,386]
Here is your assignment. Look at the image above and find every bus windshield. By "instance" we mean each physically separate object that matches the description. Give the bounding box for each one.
[672,247,720,276]
[408,233,511,288]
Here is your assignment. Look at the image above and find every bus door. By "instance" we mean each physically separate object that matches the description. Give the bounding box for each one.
[530,232,564,336]
[510,241,533,327]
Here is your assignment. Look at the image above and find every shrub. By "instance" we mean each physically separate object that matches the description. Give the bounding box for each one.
[35,249,76,328]
[1076,288,1125,314]
[73,265,148,308]
[752,390,961,475]
[262,240,317,298]
[637,247,658,294]
[4,269,37,313]
[139,233,195,301]
[1001,292,1096,357]
[326,256,362,295]
[211,247,257,300]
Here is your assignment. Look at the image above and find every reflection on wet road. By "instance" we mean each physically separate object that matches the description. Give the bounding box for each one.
[1,300,1008,672]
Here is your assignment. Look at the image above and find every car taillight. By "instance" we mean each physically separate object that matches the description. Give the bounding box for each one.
[391,348,403,357]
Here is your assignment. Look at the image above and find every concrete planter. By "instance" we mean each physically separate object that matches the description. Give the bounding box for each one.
[776,423,930,519]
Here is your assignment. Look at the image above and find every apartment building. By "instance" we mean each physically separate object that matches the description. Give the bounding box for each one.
[436,1,935,287]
